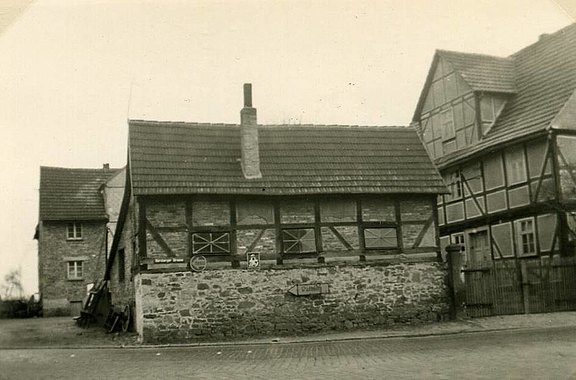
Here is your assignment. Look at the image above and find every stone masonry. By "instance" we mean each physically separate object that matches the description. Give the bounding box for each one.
[136,261,449,343]
[38,221,107,316]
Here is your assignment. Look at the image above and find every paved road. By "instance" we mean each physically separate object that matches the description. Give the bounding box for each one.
[1,327,576,379]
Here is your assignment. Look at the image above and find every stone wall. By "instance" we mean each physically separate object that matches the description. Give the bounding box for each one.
[38,221,107,316]
[136,261,449,343]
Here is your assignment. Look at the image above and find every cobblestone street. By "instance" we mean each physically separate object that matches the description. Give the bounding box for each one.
[2,326,576,379]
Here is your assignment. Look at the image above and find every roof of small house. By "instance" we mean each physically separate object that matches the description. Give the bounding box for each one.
[128,121,447,196]
[39,166,121,221]
[416,23,576,168]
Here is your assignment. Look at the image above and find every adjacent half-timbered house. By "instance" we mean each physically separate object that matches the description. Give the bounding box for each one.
[106,84,449,343]
[35,166,121,316]
[412,23,576,315]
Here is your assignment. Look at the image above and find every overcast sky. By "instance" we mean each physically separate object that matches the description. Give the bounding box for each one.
[0,0,573,296]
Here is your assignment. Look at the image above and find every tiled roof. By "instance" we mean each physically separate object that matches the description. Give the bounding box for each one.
[489,24,576,136]
[39,166,121,221]
[431,23,576,168]
[128,121,447,196]
[438,50,517,93]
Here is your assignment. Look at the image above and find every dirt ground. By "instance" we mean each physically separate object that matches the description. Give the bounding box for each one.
[0,317,139,348]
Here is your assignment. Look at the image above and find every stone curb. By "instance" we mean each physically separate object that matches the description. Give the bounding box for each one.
[1,323,573,351]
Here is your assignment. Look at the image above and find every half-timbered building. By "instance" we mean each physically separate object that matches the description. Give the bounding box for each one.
[412,23,576,315]
[105,84,450,343]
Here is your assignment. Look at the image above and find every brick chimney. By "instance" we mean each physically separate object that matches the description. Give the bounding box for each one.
[240,83,262,179]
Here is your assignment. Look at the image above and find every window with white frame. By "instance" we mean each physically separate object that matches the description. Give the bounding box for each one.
[67,261,84,280]
[67,222,83,240]
[515,218,536,256]
[451,233,465,248]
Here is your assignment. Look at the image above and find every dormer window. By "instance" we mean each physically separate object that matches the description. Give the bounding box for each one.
[67,222,82,240]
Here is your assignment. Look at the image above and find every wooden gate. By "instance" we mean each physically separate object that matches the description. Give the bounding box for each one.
[462,256,576,317]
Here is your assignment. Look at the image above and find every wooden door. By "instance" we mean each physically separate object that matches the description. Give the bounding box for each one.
[468,230,491,267]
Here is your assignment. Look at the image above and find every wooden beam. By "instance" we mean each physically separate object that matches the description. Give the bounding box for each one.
[533,141,551,203]
[412,215,434,249]
[461,171,486,216]
[145,218,175,257]
[314,200,323,253]
[328,226,354,251]
[185,200,192,258]
[356,199,365,252]
[395,200,404,251]
[273,201,282,263]
[229,200,237,256]
[138,199,147,260]
[246,229,267,253]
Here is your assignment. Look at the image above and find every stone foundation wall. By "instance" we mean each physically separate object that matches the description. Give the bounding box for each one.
[135,261,449,343]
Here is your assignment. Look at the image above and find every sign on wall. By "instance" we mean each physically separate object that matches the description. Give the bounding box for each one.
[189,255,207,272]
[247,252,260,269]
[154,258,185,264]
[287,283,330,296]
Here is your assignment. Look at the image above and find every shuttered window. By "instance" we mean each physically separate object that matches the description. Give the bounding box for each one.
[192,232,231,254]
[281,228,316,254]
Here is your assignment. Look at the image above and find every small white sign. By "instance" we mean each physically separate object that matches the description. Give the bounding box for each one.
[247,252,260,269]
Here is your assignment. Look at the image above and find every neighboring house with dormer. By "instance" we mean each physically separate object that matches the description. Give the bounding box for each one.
[35,165,121,316]
[412,23,576,316]
[102,84,449,343]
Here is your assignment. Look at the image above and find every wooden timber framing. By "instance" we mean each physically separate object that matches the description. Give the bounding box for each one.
[437,130,576,262]
[438,135,558,232]
[135,194,440,270]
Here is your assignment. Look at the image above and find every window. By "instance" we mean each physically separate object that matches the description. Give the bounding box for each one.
[281,228,316,254]
[515,218,536,256]
[451,233,465,246]
[506,148,527,185]
[67,261,83,280]
[192,232,231,254]
[364,228,398,249]
[118,249,125,283]
[446,172,463,201]
[67,222,82,240]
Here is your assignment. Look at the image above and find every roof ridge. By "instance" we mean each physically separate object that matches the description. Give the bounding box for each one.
[40,166,122,171]
[129,119,239,127]
[437,49,511,61]
[129,119,409,130]
[510,22,576,58]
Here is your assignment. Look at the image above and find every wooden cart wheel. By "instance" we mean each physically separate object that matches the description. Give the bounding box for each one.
[121,304,131,332]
